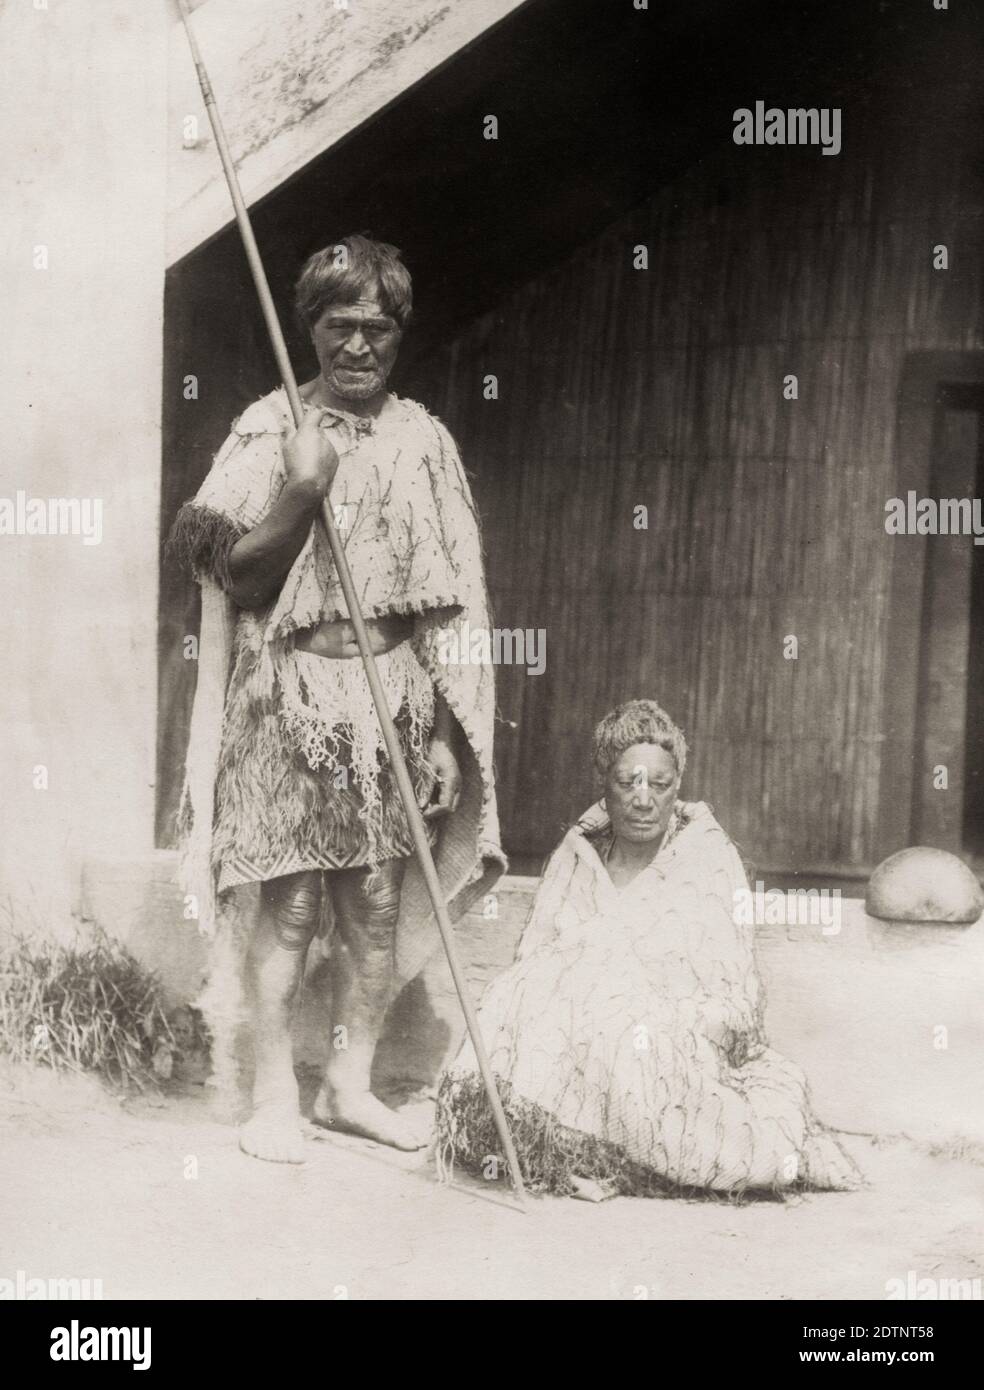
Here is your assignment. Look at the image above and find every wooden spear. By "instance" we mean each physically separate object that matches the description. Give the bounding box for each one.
[175,0,527,1207]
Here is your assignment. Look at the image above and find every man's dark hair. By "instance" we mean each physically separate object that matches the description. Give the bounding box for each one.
[294,235,413,333]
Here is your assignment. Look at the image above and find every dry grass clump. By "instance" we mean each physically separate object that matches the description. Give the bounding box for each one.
[435,1074,791,1203]
[0,927,174,1092]
[435,1072,674,1197]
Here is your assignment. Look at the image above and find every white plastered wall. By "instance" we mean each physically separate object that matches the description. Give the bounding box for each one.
[0,0,528,931]
[0,0,168,932]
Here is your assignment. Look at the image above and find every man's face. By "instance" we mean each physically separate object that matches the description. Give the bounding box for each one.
[310,295,402,402]
[604,743,679,847]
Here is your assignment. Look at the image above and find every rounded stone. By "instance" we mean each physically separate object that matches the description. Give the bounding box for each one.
[866,846,984,924]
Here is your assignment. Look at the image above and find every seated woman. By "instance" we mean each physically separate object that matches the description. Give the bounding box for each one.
[436,699,861,1197]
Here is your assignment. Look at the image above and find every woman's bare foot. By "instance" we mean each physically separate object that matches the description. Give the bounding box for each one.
[312,1084,428,1151]
[239,1100,306,1164]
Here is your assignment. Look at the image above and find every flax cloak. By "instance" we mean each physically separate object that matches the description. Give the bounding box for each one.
[437,800,861,1194]
[173,389,506,990]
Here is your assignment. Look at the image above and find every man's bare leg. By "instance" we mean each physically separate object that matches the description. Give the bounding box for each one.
[240,870,322,1163]
[313,859,426,1150]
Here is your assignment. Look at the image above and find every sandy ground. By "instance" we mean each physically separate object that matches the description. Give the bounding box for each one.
[1,1066,982,1302]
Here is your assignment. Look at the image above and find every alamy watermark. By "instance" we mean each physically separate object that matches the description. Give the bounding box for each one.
[0,1269,103,1299]
[733,102,841,156]
[885,1270,982,1300]
[885,491,984,545]
[0,491,103,545]
[733,882,841,934]
[436,621,546,676]
[50,1320,150,1371]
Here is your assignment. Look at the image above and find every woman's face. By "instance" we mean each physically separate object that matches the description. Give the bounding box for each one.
[604,742,679,848]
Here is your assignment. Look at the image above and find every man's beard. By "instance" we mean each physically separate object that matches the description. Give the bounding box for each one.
[327,363,386,401]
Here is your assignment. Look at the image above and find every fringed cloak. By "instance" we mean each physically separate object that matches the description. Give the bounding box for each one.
[171,387,505,985]
[437,801,862,1195]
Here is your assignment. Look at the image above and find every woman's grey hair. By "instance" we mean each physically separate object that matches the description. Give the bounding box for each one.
[294,234,413,333]
[592,699,688,781]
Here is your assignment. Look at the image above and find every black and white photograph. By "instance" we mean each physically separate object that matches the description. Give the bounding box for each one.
[2,0,983,1338]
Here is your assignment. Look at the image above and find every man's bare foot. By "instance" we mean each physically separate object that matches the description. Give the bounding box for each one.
[312,1085,427,1151]
[239,1101,306,1164]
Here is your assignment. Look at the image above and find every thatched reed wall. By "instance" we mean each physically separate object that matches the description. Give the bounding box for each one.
[158,8,984,877]
[408,19,984,872]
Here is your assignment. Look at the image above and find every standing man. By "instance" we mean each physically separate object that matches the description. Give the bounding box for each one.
[171,236,503,1163]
